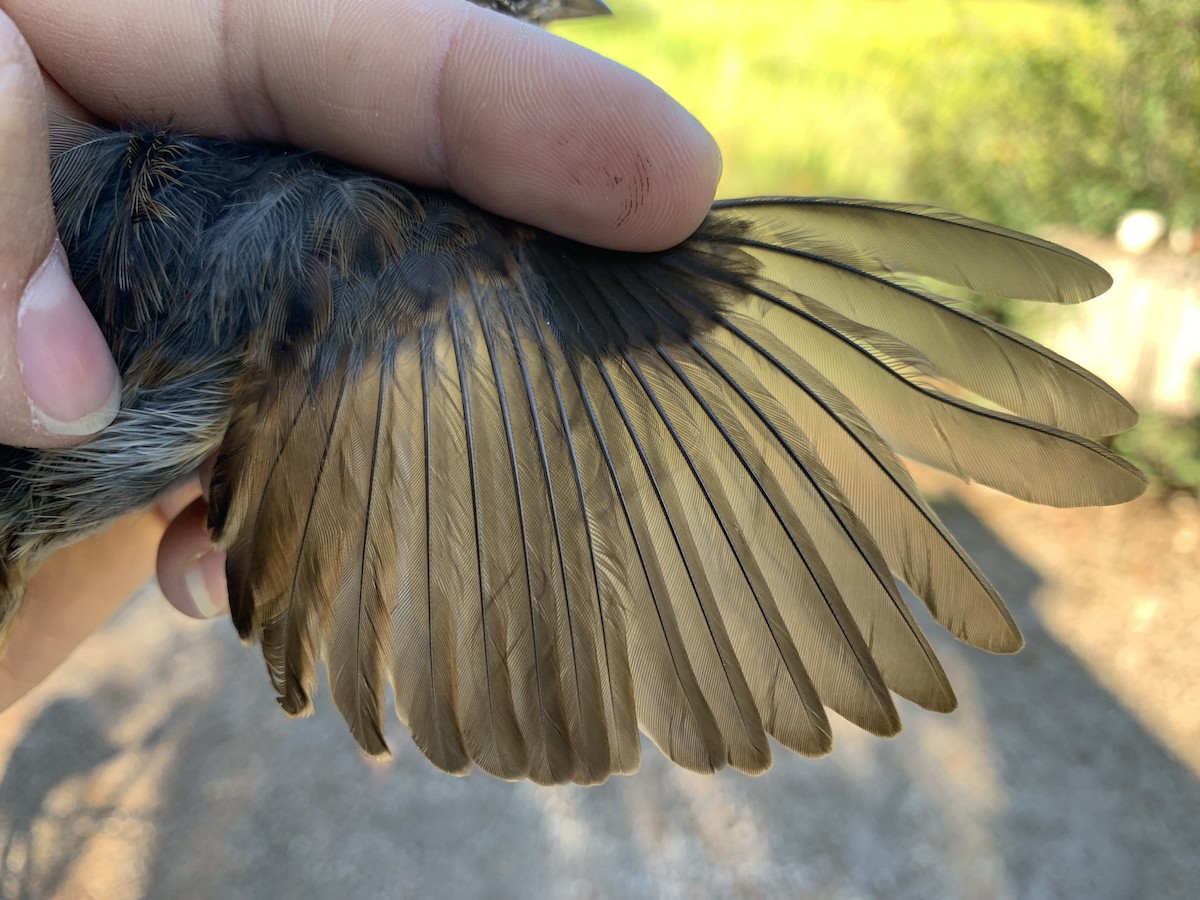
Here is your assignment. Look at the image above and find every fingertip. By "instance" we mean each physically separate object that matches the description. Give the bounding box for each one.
[15,244,121,441]
[156,499,229,621]
[0,15,120,448]
[179,550,229,619]
[442,12,721,250]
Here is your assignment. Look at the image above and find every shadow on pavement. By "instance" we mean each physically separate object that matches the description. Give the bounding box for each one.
[1,502,1197,899]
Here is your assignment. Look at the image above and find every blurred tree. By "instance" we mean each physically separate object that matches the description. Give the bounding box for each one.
[905,0,1200,233]
[1110,0,1200,229]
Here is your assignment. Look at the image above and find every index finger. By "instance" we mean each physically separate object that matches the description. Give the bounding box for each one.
[11,0,721,251]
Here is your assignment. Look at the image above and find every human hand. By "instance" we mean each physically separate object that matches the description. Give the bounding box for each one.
[0,0,721,710]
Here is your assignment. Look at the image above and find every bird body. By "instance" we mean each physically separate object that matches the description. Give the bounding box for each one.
[0,1,1147,784]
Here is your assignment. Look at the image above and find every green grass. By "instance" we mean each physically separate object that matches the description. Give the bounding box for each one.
[555,0,1119,219]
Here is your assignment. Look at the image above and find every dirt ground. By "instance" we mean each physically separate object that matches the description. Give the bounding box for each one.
[1,235,1198,899]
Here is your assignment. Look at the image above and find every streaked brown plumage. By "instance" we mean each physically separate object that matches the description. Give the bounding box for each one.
[0,0,1145,784]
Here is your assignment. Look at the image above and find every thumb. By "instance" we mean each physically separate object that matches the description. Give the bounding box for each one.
[0,13,119,448]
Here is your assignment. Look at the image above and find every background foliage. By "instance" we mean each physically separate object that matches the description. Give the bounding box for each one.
[562,0,1200,233]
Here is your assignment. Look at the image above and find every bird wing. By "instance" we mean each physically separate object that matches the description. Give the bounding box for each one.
[207,193,1145,785]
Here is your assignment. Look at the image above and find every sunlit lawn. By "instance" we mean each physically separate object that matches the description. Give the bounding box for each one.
[557,0,1118,207]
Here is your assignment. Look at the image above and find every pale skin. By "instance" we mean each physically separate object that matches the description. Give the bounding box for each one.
[0,0,721,711]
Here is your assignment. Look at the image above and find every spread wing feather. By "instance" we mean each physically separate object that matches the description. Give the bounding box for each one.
[482,301,584,783]
[716,316,1020,651]
[522,312,641,781]
[206,188,1146,784]
[389,336,469,774]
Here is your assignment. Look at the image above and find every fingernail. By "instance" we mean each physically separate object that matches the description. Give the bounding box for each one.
[17,243,120,436]
[182,549,229,619]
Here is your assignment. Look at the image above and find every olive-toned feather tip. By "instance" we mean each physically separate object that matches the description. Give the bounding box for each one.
[0,0,1146,785]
